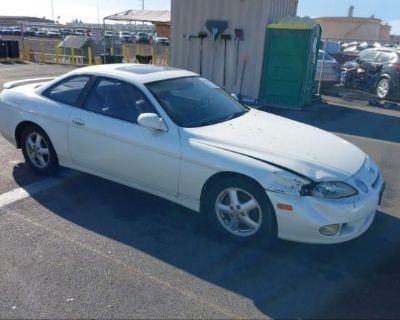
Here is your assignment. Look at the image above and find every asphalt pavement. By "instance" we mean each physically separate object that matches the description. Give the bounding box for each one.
[0,62,400,319]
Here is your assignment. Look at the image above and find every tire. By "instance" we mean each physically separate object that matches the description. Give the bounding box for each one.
[376,78,391,100]
[204,176,277,246]
[21,125,59,175]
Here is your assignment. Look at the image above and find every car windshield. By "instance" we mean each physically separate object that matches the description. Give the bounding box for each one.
[146,77,249,128]
[358,49,379,62]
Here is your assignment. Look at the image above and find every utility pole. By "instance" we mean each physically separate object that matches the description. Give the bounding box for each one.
[142,0,144,10]
[51,0,55,22]
[97,0,100,26]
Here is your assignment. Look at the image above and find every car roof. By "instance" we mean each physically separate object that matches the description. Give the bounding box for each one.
[68,64,198,84]
[363,47,400,54]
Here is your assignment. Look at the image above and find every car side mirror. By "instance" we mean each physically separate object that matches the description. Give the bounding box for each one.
[138,113,168,132]
[231,93,239,101]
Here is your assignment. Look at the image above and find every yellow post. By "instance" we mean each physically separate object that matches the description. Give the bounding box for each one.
[88,47,92,65]
[165,47,169,66]
[122,44,127,63]
[71,48,75,65]
[55,45,60,64]
[126,44,131,63]
[40,41,45,63]
[24,44,30,61]
[151,45,155,65]
[110,47,114,56]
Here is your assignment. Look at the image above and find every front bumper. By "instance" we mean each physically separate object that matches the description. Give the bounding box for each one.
[267,170,384,244]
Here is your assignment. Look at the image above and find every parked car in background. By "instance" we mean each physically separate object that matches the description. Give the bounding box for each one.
[383,43,400,49]
[321,40,341,56]
[341,48,400,100]
[103,30,118,39]
[1,27,14,35]
[24,27,38,36]
[315,50,340,84]
[155,37,170,46]
[74,28,86,36]
[47,29,61,38]
[136,32,150,44]
[119,31,133,43]
[35,29,48,37]
[12,27,22,36]
[60,28,73,36]
[0,64,384,245]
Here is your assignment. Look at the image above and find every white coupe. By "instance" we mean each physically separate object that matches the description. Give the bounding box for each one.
[0,64,385,245]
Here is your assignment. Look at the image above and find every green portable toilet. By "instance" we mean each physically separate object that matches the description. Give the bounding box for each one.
[259,17,321,109]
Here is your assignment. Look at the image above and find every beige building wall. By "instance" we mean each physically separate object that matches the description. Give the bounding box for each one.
[171,0,298,99]
[314,17,391,41]
[379,24,391,41]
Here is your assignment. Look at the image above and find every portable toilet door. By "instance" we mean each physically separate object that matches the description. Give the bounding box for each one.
[302,25,321,106]
[258,17,321,109]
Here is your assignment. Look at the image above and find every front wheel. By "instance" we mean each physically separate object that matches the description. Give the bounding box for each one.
[376,78,391,100]
[21,125,59,175]
[204,177,277,246]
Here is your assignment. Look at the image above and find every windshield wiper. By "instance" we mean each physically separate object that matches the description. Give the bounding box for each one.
[185,118,224,128]
[221,110,249,122]
[185,110,249,128]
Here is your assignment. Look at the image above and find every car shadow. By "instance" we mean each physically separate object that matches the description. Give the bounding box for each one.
[262,102,400,144]
[12,168,400,319]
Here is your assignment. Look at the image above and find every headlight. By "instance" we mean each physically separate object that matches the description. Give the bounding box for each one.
[302,181,358,199]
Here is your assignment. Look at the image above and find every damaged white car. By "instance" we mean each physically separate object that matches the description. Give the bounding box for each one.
[0,64,385,244]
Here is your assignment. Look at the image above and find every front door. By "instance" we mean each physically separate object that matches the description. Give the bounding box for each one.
[67,77,180,196]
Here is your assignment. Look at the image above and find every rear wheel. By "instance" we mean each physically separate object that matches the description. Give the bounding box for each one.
[204,177,277,246]
[21,125,58,175]
[376,78,391,100]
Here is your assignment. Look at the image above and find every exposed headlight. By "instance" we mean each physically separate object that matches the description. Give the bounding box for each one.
[269,171,311,197]
[302,181,358,199]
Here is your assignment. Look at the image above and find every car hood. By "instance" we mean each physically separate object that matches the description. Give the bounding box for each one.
[343,60,360,69]
[182,109,365,181]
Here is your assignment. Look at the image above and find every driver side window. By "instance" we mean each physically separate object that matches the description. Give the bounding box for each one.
[84,78,156,123]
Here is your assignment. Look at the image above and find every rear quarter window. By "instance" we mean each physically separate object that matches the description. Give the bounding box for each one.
[43,75,91,106]
[375,52,393,64]
[359,49,378,62]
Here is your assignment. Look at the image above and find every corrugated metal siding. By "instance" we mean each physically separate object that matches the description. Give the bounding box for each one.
[171,0,297,99]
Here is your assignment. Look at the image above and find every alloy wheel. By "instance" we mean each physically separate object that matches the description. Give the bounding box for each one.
[26,132,50,169]
[377,79,390,99]
[215,188,262,237]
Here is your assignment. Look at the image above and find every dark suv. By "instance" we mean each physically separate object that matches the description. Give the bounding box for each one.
[136,32,150,45]
[341,48,400,100]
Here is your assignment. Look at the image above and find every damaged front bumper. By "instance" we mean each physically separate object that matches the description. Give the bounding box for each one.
[266,166,384,244]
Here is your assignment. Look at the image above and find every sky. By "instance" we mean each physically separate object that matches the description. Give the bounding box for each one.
[1,0,400,33]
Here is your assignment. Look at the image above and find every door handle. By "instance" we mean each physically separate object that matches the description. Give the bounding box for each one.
[72,118,85,127]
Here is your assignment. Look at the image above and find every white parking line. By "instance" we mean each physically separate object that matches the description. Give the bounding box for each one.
[0,171,74,209]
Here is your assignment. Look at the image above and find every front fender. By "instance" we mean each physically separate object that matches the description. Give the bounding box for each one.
[178,139,310,204]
